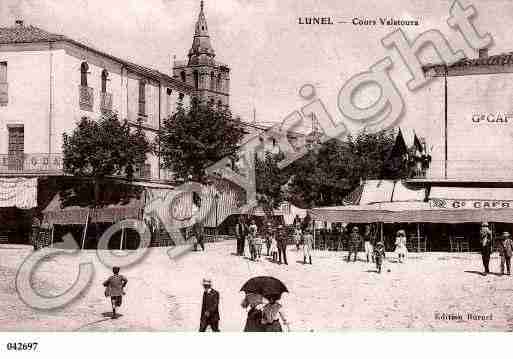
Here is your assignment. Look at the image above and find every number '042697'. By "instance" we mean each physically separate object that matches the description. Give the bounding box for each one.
[6,342,38,351]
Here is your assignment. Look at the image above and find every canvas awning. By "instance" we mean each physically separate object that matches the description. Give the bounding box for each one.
[42,193,143,225]
[309,201,513,224]
[0,177,37,209]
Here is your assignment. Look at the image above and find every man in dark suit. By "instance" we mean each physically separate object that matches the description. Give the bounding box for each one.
[192,219,205,251]
[277,225,288,265]
[199,278,220,332]
[235,217,247,256]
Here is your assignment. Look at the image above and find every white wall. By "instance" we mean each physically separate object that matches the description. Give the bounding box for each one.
[0,41,192,181]
[0,43,55,154]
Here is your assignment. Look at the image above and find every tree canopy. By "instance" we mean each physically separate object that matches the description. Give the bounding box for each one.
[255,129,415,209]
[158,99,245,183]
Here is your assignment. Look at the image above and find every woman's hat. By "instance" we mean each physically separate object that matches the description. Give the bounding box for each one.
[502,231,511,239]
[481,222,489,227]
[397,229,406,236]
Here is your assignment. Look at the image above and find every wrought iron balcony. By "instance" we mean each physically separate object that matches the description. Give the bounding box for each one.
[0,153,63,174]
[100,92,113,114]
[79,85,94,111]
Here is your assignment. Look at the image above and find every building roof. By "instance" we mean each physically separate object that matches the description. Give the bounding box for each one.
[422,51,513,74]
[0,23,194,93]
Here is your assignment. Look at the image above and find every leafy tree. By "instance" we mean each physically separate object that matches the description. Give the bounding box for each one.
[285,129,414,208]
[158,99,245,183]
[255,152,290,215]
[62,113,153,206]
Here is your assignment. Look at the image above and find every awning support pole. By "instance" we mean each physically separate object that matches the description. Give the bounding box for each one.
[81,210,90,250]
[313,219,316,250]
[120,225,125,250]
[417,223,420,253]
[50,225,54,248]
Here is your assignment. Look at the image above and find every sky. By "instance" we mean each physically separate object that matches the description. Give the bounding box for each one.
[2,0,513,162]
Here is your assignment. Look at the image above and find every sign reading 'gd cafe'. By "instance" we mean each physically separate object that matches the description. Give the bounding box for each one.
[429,198,513,209]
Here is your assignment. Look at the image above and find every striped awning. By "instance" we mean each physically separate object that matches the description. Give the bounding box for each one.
[309,202,513,223]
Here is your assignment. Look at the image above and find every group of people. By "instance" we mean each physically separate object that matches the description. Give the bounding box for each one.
[235,217,316,265]
[235,218,291,265]
[480,222,513,276]
[345,225,408,273]
[200,278,290,332]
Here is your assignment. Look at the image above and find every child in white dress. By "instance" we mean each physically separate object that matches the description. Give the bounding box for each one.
[395,229,408,263]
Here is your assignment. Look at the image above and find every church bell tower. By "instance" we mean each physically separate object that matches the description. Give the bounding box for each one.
[173,1,230,109]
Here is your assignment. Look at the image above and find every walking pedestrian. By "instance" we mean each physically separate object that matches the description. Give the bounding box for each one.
[242,292,265,332]
[102,266,128,318]
[497,231,513,276]
[480,222,492,275]
[269,230,278,262]
[293,226,302,251]
[235,217,247,256]
[277,225,288,265]
[347,226,361,262]
[363,224,374,263]
[373,240,386,273]
[199,278,220,332]
[395,229,408,263]
[261,294,290,332]
[192,219,205,251]
[265,222,273,256]
[303,228,313,265]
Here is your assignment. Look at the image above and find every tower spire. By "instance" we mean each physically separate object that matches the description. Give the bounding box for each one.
[188,0,215,65]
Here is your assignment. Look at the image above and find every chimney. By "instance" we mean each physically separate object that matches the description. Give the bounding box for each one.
[478,48,488,59]
[15,19,24,27]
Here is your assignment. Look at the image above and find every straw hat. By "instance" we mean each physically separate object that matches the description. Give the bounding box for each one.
[202,278,212,286]
[502,231,511,239]
[397,229,406,236]
[481,222,489,227]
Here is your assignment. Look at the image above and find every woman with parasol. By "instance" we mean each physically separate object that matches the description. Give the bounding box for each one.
[241,292,265,332]
[241,276,290,332]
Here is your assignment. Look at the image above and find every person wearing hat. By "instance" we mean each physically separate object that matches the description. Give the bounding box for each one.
[276,224,288,265]
[302,227,313,265]
[480,222,493,275]
[395,229,408,263]
[347,226,361,262]
[497,231,513,275]
[199,278,220,332]
[235,216,247,256]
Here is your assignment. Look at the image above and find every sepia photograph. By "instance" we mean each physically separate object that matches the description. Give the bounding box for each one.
[0,0,513,354]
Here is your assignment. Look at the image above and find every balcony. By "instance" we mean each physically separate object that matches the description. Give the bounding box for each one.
[79,85,94,111]
[100,92,113,114]
[0,153,63,174]
[0,82,7,105]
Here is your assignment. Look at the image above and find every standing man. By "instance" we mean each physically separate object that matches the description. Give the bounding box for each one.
[199,278,220,332]
[480,222,492,276]
[235,216,246,256]
[497,231,513,275]
[363,224,374,263]
[303,227,313,264]
[192,219,205,251]
[277,225,288,265]
[347,226,362,262]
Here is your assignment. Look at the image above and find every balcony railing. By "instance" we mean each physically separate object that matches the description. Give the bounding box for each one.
[100,92,113,114]
[0,82,7,105]
[79,85,94,111]
[0,153,63,173]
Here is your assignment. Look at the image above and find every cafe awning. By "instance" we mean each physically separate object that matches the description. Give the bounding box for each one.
[42,193,143,225]
[309,184,513,224]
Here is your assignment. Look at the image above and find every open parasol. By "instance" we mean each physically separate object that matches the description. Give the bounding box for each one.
[240,276,288,299]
